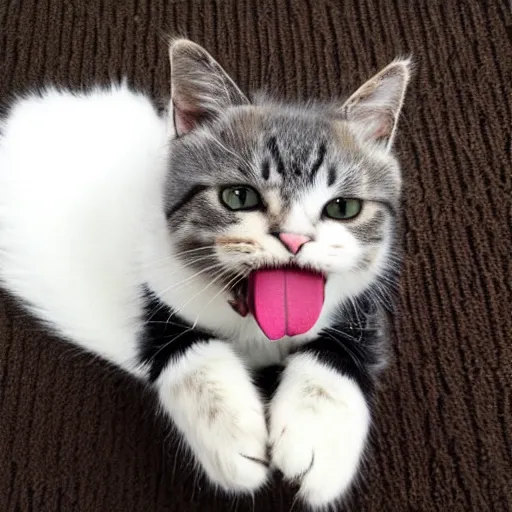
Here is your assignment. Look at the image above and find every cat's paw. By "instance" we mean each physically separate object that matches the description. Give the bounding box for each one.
[269,354,370,508]
[192,393,269,492]
[158,341,269,493]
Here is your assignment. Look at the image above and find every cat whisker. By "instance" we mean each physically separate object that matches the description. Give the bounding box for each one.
[147,270,238,360]
[206,132,260,176]
[335,323,380,332]
[327,326,363,345]
[189,272,247,331]
[151,262,226,297]
[372,273,398,288]
[144,263,226,318]
[145,319,191,329]
[324,332,367,376]
[368,280,395,309]
[145,325,196,362]
[347,297,364,334]
[166,266,235,323]
[207,132,246,165]
[139,256,217,280]
[169,263,230,293]
[171,245,217,258]
[140,249,216,269]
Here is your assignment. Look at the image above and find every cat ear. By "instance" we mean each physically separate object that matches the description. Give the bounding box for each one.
[169,39,249,136]
[340,59,411,150]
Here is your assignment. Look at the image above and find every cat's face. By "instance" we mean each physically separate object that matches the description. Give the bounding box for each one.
[163,40,409,321]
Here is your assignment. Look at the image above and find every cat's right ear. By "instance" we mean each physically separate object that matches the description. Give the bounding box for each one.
[340,59,411,150]
[169,39,249,136]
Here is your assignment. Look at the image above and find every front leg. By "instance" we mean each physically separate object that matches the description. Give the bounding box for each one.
[269,336,374,508]
[155,340,269,492]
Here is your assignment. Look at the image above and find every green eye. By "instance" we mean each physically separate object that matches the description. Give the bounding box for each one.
[220,186,262,211]
[324,198,363,220]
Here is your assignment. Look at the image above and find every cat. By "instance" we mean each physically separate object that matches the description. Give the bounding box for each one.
[0,39,410,508]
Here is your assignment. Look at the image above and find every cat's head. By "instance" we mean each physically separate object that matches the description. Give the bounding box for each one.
[162,39,410,335]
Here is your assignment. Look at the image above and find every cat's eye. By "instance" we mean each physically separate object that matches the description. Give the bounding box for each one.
[220,186,262,211]
[323,198,363,220]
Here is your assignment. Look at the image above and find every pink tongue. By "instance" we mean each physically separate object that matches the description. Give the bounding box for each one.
[248,268,325,341]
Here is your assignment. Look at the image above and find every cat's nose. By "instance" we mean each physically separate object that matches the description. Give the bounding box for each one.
[276,232,312,254]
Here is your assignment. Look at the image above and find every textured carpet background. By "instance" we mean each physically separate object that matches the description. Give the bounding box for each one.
[0,1,510,511]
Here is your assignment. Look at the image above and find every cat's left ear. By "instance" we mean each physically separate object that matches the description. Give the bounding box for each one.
[340,59,411,150]
[169,39,249,136]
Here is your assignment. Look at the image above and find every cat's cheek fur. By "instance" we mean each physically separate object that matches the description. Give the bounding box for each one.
[269,353,370,508]
[156,340,269,492]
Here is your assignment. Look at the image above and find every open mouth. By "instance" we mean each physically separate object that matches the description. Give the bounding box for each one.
[229,265,325,341]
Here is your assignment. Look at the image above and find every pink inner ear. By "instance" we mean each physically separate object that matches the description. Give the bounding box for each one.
[372,116,393,141]
[173,101,202,136]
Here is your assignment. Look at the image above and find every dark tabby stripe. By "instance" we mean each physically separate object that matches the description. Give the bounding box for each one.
[261,159,270,180]
[292,162,302,176]
[166,184,208,218]
[327,165,337,187]
[267,136,285,175]
[309,143,326,182]
[237,165,251,178]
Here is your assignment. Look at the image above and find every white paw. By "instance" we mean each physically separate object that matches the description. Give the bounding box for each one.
[158,341,268,493]
[269,354,370,508]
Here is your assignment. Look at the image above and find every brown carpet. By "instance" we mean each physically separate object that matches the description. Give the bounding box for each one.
[0,1,511,510]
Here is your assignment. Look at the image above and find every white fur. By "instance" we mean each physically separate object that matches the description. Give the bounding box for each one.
[270,353,370,507]
[0,87,168,373]
[157,340,268,491]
